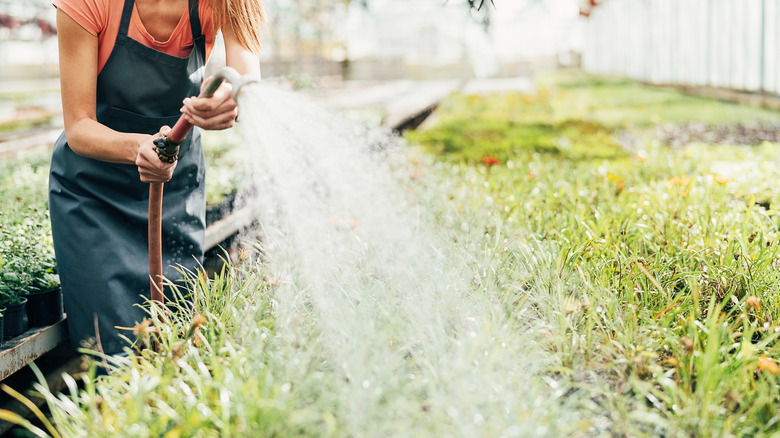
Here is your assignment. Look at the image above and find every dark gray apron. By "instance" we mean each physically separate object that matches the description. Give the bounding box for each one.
[49,0,206,354]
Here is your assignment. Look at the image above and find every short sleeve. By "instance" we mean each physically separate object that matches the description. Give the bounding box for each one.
[53,0,108,37]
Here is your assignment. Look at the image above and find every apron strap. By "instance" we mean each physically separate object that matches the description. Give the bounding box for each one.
[188,0,206,59]
[118,0,135,37]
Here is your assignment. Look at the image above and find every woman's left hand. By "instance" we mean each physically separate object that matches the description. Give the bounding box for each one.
[181,79,238,130]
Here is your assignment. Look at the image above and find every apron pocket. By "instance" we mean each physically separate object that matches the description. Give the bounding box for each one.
[105,106,182,136]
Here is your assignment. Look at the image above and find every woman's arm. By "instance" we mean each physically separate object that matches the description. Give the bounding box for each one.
[57,9,175,182]
[223,21,262,77]
[180,21,261,130]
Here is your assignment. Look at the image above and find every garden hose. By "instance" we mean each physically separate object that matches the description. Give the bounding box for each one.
[148,66,258,303]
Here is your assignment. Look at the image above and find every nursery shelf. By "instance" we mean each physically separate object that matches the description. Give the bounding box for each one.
[0,319,68,382]
[204,199,264,250]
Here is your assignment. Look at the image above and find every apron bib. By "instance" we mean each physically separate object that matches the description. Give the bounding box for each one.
[49,0,207,354]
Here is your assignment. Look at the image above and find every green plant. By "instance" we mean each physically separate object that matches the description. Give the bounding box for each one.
[0,219,59,303]
[0,154,61,298]
[23,229,59,294]
[0,252,28,306]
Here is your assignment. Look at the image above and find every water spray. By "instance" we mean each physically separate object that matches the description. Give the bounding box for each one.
[149,66,258,303]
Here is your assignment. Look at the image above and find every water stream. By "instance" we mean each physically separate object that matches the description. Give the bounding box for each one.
[228,84,580,436]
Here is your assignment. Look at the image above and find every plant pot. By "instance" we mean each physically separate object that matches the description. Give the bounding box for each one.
[4,297,28,339]
[0,308,6,344]
[25,287,64,328]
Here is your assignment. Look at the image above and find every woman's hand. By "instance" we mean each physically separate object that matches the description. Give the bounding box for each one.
[181,79,238,130]
[136,126,177,183]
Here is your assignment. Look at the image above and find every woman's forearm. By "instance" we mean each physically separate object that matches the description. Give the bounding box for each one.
[66,117,176,183]
[65,117,146,165]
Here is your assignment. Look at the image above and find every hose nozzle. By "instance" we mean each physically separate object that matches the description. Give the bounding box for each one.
[202,66,261,102]
[154,66,260,158]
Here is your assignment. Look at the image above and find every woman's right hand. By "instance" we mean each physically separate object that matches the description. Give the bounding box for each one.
[136,126,177,183]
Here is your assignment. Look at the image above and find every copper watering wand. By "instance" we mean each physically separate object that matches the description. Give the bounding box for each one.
[149,66,258,303]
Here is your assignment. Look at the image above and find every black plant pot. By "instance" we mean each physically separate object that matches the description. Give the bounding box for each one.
[4,297,28,339]
[25,287,64,328]
[0,308,6,344]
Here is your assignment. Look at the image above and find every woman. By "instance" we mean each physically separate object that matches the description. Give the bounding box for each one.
[49,0,263,354]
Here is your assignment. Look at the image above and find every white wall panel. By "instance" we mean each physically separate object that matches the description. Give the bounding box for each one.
[583,0,778,94]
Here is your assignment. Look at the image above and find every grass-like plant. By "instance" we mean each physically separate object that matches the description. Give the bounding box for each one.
[404,71,780,435]
[0,260,290,437]
[7,72,780,437]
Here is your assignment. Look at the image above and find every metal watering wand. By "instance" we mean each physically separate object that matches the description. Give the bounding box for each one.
[149,66,258,303]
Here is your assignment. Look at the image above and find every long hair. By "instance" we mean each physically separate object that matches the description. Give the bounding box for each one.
[209,0,266,53]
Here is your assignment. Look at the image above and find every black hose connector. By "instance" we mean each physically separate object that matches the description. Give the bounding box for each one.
[153,136,180,164]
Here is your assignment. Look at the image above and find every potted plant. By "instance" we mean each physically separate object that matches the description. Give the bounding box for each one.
[0,254,29,340]
[23,247,63,328]
[0,222,49,338]
[1,220,63,329]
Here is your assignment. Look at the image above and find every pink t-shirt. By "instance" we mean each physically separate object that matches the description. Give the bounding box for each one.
[54,0,216,73]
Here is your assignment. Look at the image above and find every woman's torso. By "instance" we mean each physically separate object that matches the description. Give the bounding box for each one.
[53,0,215,73]
[49,0,209,354]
